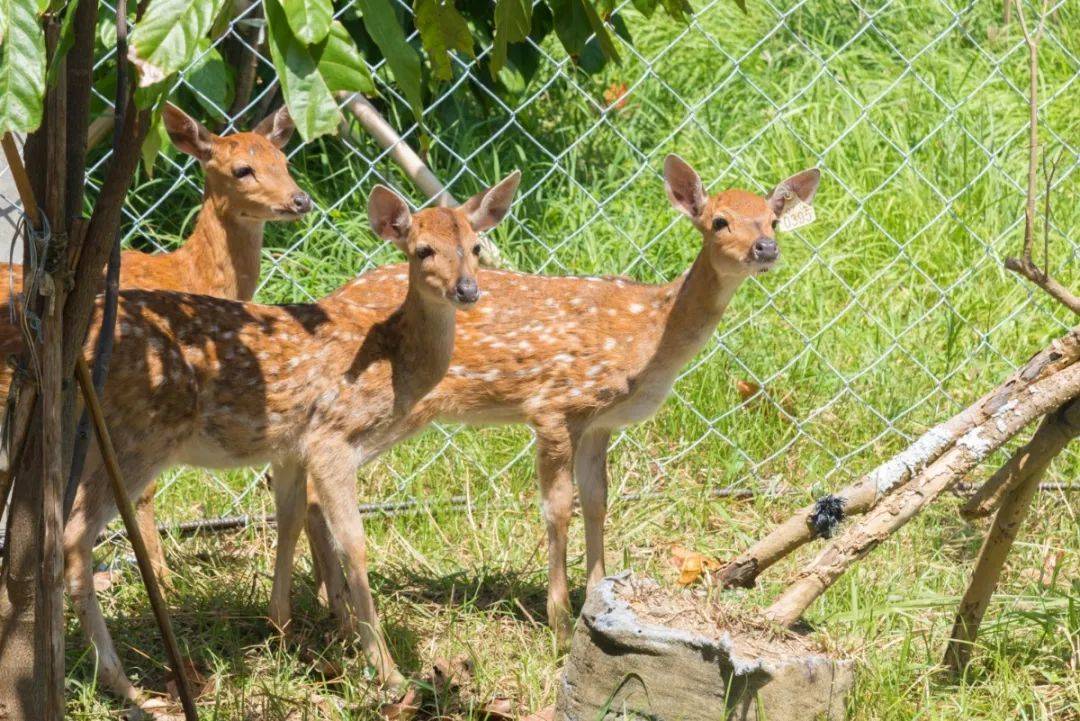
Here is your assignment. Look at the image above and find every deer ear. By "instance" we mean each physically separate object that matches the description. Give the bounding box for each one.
[368,185,412,252]
[253,106,295,149]
[162,103,214,161]
[664,154,706,221]
[768,168,820,218]
[462,170,521,233]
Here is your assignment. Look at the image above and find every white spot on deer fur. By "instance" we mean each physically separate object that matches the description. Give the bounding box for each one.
[449,365,466,376]
[629,303,645,314]
[518,341,533,352]
[553,353,575,364]
[569,388,582,397]
[481,370,501,382]
[395,273,407,281]
[587,364,605,377]
[604,337,617,351]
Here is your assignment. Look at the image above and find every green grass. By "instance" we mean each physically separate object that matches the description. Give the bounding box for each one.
[67,0,1080,718]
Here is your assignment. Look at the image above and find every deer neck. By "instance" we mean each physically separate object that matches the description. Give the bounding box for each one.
[389,282,458,400]
[645,251,743,376]
[176,193,266,300]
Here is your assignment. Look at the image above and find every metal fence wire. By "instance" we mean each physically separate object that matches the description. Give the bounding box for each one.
[2,0,1078,540]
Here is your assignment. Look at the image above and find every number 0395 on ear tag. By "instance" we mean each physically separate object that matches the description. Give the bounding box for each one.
[778,199,815,232]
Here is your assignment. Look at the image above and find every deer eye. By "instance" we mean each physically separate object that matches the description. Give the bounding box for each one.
[472,244,482,256]
[771,219,780,231]
[712,217,729,231]
[233,165,254,179]
[416,245,435,260]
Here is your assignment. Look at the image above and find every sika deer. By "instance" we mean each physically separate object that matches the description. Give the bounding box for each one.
[0,103,308,350]
[304,156,820,641]
[62,173,520,709]
[0,103,309,580]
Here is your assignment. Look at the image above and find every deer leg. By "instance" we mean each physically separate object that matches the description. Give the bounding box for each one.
[64,451,153,706]
[535,422,575,645]
[308,453,403,689]
[575,429,611,593]
[268,459,306,633]
[133,481,171,590]
[306,479,350,625]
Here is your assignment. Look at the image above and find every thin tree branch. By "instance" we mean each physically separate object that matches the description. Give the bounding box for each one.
[1005,0,1078,315]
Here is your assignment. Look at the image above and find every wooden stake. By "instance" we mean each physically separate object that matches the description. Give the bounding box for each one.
[944,399,1080,672]
[75,358,199,720]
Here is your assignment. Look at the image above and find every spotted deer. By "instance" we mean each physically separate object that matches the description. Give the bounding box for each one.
[62,173,520,709]
[0,103,309,579]
[303,156,820,641]
[0,103,308,353]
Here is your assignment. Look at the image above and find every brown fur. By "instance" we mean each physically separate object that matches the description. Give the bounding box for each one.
[0,105,307,588]
[61,174,520,709]
[302,158,821,640]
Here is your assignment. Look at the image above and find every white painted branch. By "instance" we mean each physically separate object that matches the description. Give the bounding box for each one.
[719,326,1080,589]
[338,92,506,268]
[763,359,1080,627]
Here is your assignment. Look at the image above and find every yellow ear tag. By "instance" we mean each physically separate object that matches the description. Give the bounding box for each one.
[778,198,815,232]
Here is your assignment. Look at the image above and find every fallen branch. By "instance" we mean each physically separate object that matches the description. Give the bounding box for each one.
[762,358,1080,627]
[960,398,1080,519]
[944,397,1080,673]
[719,326,1080,588]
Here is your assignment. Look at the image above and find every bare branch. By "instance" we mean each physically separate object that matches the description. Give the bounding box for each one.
[1004,258,1080,315]
[1004,0,1077,315]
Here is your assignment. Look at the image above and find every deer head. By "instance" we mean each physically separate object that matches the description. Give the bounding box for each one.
[162,104,312,222]
[368,171,521,308]
[664,154,820,277]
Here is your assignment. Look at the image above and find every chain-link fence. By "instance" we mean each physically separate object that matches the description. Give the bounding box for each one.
[3,0,1077,539]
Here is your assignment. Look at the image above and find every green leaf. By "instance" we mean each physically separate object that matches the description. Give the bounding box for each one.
[630,0,657,17]
[186,39,234,119]
[578,0,618,64]
[264,0,339,141]
[140,108,168,176]
[46,0,80,88]
[97,10,116,49]
[732,0,747,12]
[0,1,8,47]
[355,0,422,119]
[657,0,691,21]
[548,0,616,66]
[414,0,473,82]
[284,0,333,45]
[0,0,46,135]
[129,0,227,102]
[491,0,531,74]
[316,21,375,95]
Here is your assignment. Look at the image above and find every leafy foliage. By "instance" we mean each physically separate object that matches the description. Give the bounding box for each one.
[0,0,694,150]
[265,0,341,141]
[129,0,227,105]
[0,0,46,135]
[283,0,334,45]
[414,0,473,82]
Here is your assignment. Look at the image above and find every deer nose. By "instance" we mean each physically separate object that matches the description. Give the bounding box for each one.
[752,238,779,262]
[291,192,312,214]
[454,277,479,304]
